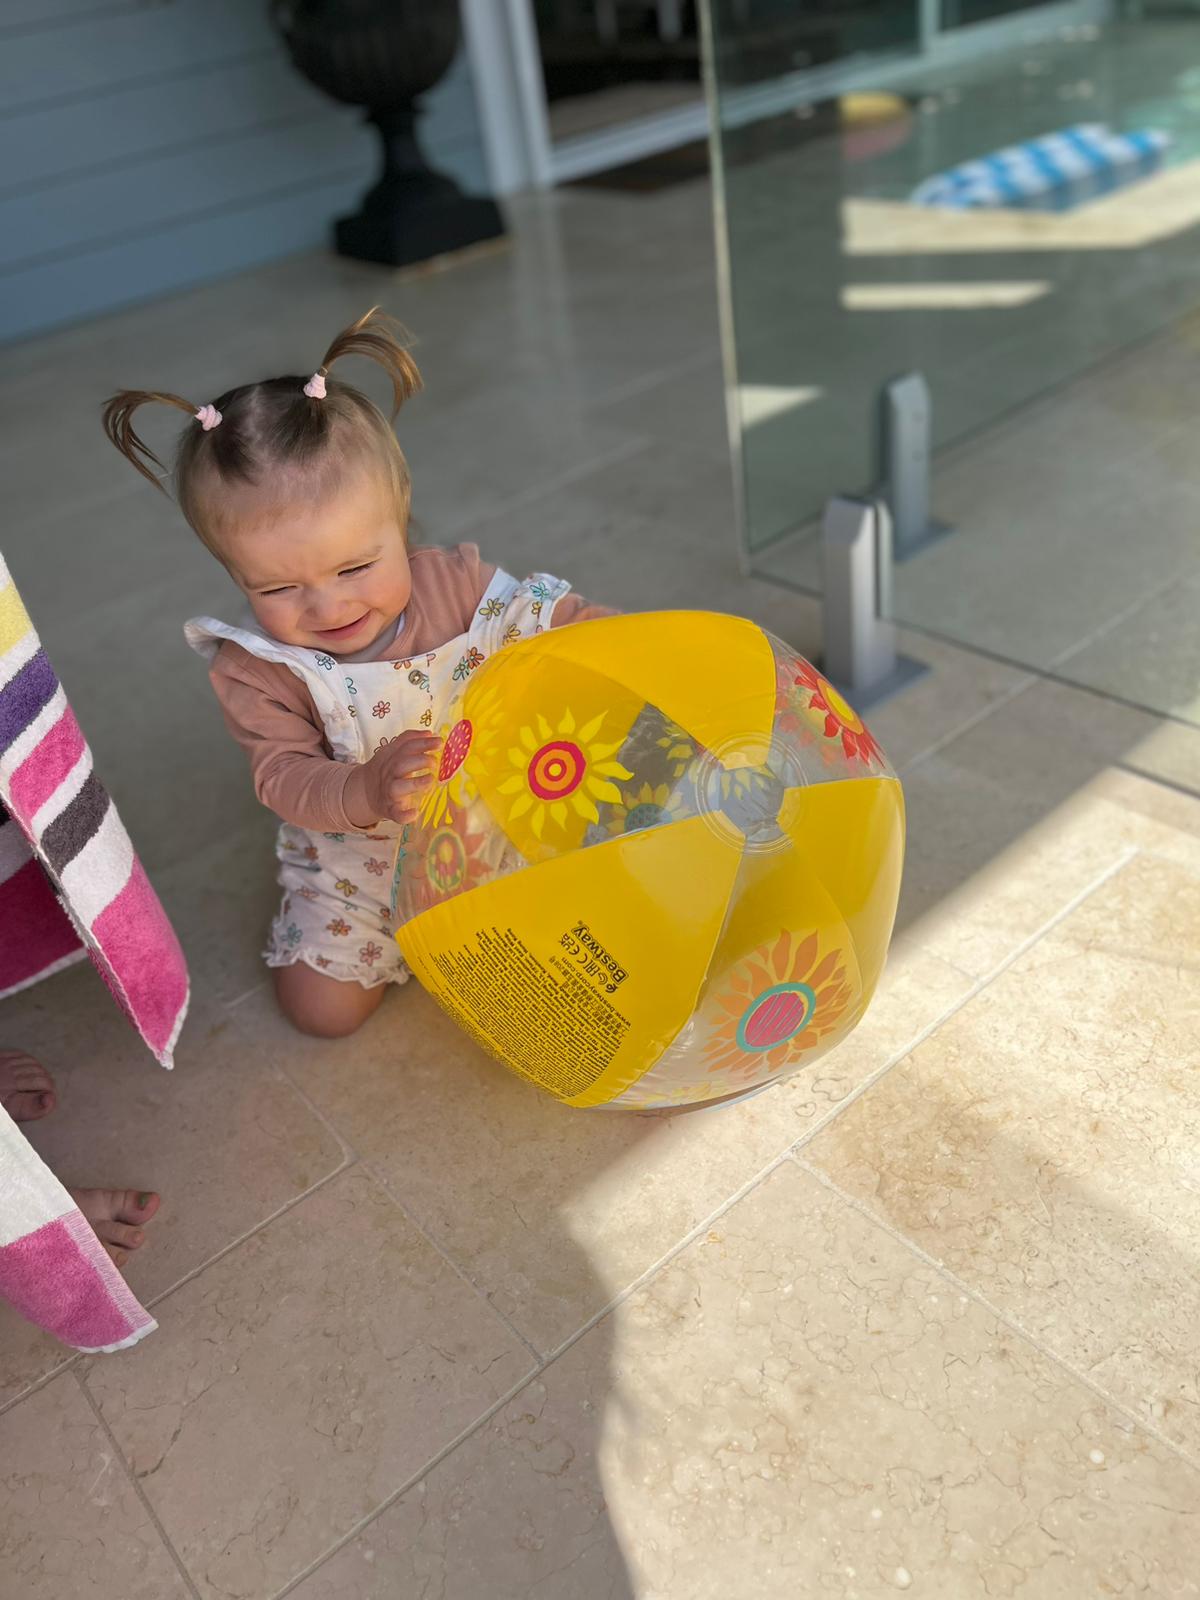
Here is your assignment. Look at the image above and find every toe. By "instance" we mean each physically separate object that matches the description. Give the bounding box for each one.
[92,1219,146,1252]
[3,1089,56,1123]
[0,1050,55,1088]
[0,1052,57,1121]
[115,1190,160,1224]
[68,1186,160,1244]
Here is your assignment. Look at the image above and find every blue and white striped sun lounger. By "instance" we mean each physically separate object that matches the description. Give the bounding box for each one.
[911,124,1170,211]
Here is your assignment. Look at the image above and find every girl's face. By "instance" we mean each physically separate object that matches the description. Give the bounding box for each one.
[221,468,411,655]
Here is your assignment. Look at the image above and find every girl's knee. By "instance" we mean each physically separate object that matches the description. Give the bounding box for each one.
[272,964,385,1038]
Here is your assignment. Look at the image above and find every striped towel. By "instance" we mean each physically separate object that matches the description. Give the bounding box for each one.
[0,550,189,1352]
[0,1102,156,1353]
[0,799,85,998]
[911,124,1169,212]
[0,554,188,1062]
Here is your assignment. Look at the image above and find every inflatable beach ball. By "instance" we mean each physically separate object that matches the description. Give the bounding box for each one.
[390,612,904,1110]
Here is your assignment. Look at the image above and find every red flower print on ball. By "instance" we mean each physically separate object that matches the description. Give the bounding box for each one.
[790,662,883,766]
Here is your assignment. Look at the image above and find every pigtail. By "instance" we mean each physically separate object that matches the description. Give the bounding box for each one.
[318,306,422,419]
[101,389,199,491]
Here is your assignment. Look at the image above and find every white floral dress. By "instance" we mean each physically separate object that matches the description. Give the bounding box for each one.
[187,568,570,986]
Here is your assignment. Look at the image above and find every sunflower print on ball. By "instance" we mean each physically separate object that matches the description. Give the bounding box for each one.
[419,716,476,829]
[703,929,856,1081]
[498,709,632,840]
[411,821,490,910]
[787,661,883,768]
[606,780,684,837]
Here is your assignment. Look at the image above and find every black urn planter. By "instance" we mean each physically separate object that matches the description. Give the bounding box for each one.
[273,0,505,268]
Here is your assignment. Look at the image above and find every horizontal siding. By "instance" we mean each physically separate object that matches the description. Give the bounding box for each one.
[0,1,138,33]
[0,6,495,343]
[1,174,369,341]
[0,56,333,194]
[0,116,375,269]
[0,1,276,113]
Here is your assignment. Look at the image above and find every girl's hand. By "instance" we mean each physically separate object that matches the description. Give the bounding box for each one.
[347,731,441,828]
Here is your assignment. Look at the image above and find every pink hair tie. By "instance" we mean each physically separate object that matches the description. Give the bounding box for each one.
[303,371,327,400]
[195,403,222,431]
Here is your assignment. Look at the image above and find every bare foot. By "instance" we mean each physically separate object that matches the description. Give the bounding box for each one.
[0,1049,57,1123]
[68,1188,161,1269]
[273,962,387,1038]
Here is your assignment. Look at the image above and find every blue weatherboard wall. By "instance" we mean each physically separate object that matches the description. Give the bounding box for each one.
[0,0,492,343]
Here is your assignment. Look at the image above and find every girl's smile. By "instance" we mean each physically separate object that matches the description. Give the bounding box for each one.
[314,611,372,642]
[219,470,412,655]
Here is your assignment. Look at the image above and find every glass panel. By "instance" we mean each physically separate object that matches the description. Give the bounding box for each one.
[941,0,1052,30]
[533,1,704,146]
[704,2,1200,725]
[704,0,920,555]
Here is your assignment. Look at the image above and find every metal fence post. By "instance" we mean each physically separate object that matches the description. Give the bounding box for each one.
[821,495,928,709]
[881,372,952,560]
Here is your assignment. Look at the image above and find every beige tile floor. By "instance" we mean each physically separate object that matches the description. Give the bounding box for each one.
[2,187,1200,1598]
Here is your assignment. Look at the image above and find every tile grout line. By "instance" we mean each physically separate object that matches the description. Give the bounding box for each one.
[222,977,270,1012]
[786,846,1143,1162]
[1044,563,1191,675]
[535,1147,797,1369]
[790,1153,1200,1474]
[270,1145,800,1600]
[137,1056,362,1312]
[264,1055,543,1364]
[0,1352,79,1420]
[71,1367,203,1600]
[2,1077,362,1412]
[268,1049,546,1359]
[895,614,1200,737]
[588,347,719,411]
[263,1058,359,1167]
[1114,762,1200,806]
[359,1154,544,1367]
[895,670,1040,775]
[143,1151,358,1313]
[268,1356,548,1600]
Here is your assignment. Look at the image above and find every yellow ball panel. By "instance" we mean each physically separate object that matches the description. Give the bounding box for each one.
[398,813,742,1107]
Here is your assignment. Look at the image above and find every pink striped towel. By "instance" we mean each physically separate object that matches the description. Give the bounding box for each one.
[0,552,189,1352]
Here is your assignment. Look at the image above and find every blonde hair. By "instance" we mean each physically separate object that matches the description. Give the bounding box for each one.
[101,307,422,547]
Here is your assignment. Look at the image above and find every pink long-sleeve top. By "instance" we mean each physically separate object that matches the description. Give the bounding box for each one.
[208,543,613,834]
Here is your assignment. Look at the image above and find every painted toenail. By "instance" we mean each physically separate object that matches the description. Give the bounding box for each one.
[137,1193,151,1209]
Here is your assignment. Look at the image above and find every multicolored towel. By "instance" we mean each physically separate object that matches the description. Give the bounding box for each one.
[0,551,189,1352]
[0,800,85,997]
[0,555,188,1060]
[0,1103,155,1353]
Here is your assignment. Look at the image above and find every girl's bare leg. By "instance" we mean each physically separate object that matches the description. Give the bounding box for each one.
[273,963,387,1038]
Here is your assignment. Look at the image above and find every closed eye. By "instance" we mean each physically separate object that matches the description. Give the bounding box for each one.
[259,585,295,597]
[339,562,376,577]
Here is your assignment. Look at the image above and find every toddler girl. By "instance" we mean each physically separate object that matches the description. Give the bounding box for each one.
[103,308,610,1039]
